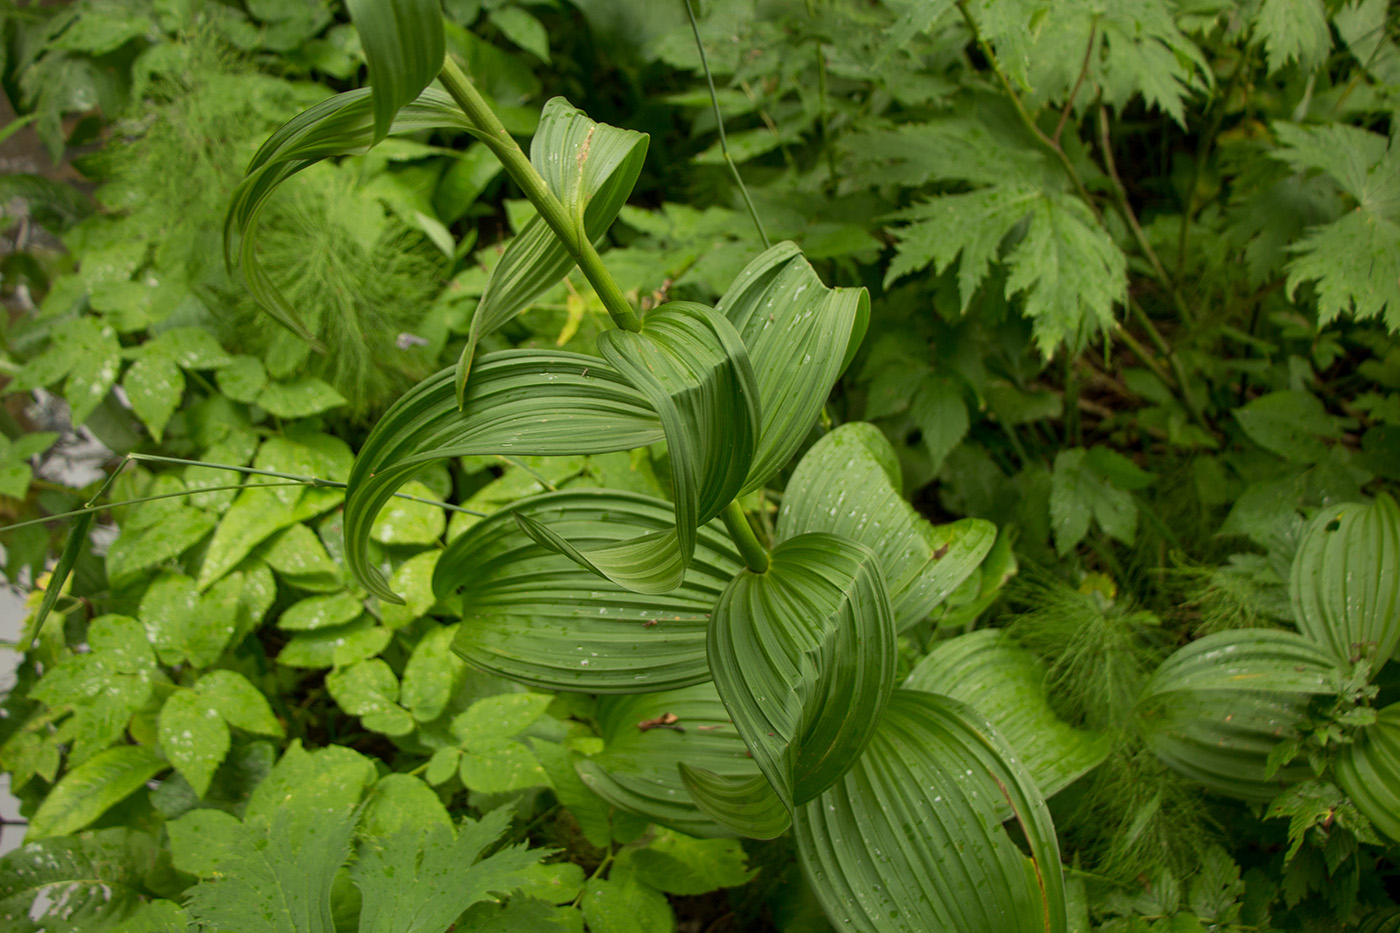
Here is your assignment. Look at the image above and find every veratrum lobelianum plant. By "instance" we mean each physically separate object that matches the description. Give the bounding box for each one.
[222,1,1070,930]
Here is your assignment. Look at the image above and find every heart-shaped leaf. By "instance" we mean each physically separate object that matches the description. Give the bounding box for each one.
[905,630,1111,799]
[779,422,995,630]
[793,690,1066,933]
[1335,701,1400,841]
[436,490,742,692]
[343,351,663,602]
[345,0,446,143]
[716,241,870,493]
[521,302,759,594]
[225,88,475,345]
[1290,493,1400,669]
[709,532,897,809]
[460,98,648,393]
[575,684,760,838]
[1135,629,1343,801]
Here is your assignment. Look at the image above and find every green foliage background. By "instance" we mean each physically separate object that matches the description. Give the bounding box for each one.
[1,0,1399,930]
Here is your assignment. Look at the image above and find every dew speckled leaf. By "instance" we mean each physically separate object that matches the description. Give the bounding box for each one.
[1290,493,1400,668]
[438,490,741,692]
[716,242,869,493]
[1135,630,1342,801]
[708,532,896,809]
[794,691,1066,933]
[906,629,1111,800]
[779,423,995,631]
[28,746,168,839]
[576,684,761,838]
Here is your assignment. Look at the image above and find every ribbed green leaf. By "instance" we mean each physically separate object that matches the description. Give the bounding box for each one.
[709,533,896,809]
[521,302,759,594]
[906,630,1111,799]
[345,0,445,143]
[1290,493,1400,669]
[344,351,662,602]
[436,490,742,692]
[716,242,870,493]
[575,685,761,838]
[779,422,995,631]
[225,88,475,345]
[1336,702,1400,841]
[677,767,792,840]
[460,98,648,393]
[1136,630,1342,801]
[794,691,1066,933]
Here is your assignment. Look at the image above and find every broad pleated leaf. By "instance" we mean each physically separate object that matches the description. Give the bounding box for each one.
[1135,630,1342,801]
[794,691,1066,933]
[225,88,475,345]
[460,98,648,394]
[521,302,758,594]
[344,351,662,602]
[716,242,870,493]
[436,490,742,692]
[575,684,761,838]
[906,630,1111,799]
[779,422,995,630]
[709,532,896,809]
[345,0,445,143]
[1335,702,1400,841]
[678,767,792,840]
[1290,493,1400,668]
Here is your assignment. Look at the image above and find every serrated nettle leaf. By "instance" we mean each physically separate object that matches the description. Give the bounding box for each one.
[1135,630,1342,801]
[257,377,347,419]
[199,484,343,591]
[779,423,996,631]
[439,490,741,692]
[344,351,663,603]
[716,241,870,493]
[1335,702,1400,841]
[353,805,546,933]
[906,630,1111,800]
[577,684,762,838]
[278,616,390,669]
[226,87,475,344]
[886,186,1125,355]
[794,691,1066,933]
[370,479,446,545]
[709,532,897,809]
[28,745,168,839]
[140,573,240,669]
[461,98,648,387]
[1290,493,1400,668]
[1253,0,1331,75]
[159,690,230,799]
[524,302,759,595]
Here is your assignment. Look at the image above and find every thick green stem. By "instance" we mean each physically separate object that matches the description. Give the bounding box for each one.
[721,500,770,574]
[436,56,641,332]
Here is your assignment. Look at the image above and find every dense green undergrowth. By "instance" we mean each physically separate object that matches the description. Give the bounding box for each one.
[1,0,1399,930]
